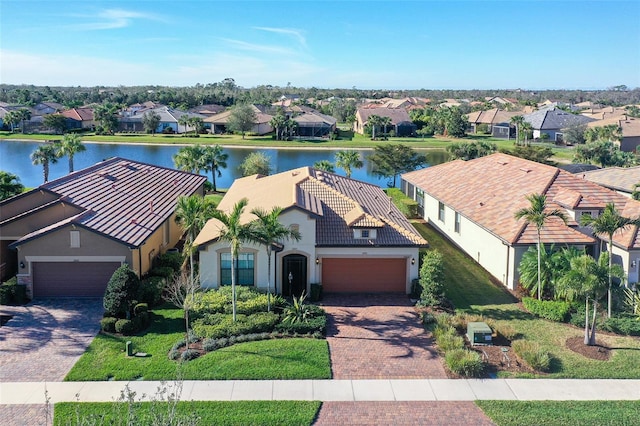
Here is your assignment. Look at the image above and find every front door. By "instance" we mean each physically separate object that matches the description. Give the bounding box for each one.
[282,254,307,297]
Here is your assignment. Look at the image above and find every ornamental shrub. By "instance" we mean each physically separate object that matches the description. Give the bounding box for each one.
[512,340,552,372]
[149,266,175,279]
[522,297,571,322]
[138,276,165,306]
[180,349,200,362]
[115,319,136,335]
[155,251,183,272]
[418,250,445,306]
[100,317,118,333]
[445,349,484,377]
[103,265,140,318]
[275,315,327,335]
[191,312,279,339]
[601,315,640,336]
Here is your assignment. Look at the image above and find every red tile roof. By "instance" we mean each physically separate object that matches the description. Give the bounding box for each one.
[13,158,206,247]
[403,153,640,248]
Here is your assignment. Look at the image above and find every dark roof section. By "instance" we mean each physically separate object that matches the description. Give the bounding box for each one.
[524,107,595,130]
[13,158,206,248]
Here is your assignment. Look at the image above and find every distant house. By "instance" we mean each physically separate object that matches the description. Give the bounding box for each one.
[33,102,64,116]
[0,158,206,297]
[195,167,425,296]
[524,107,595,142]
[204,105,274,135]
[293,110,337,138]
[586,115,640,152]
[402,152,640,290]
[354,107,416,137]
[118,106,205,134]
[466,108,519,138]
[60,108,96,130]
[188,104,226,116]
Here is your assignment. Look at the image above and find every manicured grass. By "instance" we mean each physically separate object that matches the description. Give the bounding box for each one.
[55,401,321,426]
[477,400,640,426]
[205,191,226,206]
[412,221,640,378]
[65,306,331,381]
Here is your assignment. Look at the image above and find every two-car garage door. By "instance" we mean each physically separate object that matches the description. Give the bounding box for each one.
[32,262,121,298]
[321,258,407,293]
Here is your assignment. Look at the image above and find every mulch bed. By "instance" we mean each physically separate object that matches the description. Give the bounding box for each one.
[565,336,611,361]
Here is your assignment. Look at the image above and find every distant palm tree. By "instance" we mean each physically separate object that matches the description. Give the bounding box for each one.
[313,160,335,173]
[581,203,640,317]
[211,199,255,321]
[521,122,533,146]
[514,194,568,300]
[56,133,86,173]
[251,206,301,311]
[173,145,206,174]
[31,144,60,183]
[367,115,383,140]
[510,115,524,145]
[202,145,228,192]
[178,115,191,134]
[335,150,363,178]
[379,116,392,138]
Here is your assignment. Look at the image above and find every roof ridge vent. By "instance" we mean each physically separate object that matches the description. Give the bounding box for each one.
[519,167,532,173]
[497,160,508,165]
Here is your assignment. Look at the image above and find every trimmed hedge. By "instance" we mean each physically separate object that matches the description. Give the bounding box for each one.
[100,317,118,333]
[115,319,136,335]
[275,315,326,335]
[601,315,640,336]
[191,312,280,339]
[522,297,571,322]
[0,282,27,305]
[445,349,484,377]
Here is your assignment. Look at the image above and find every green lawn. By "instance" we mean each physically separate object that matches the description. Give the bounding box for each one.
[413,221,640,378]
[55,401,321,426]
[477,400,640,426]
[65,306,331,381]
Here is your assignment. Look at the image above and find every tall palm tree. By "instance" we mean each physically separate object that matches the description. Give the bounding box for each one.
[16,108,32,133]
[202,145,228,192]
[56,133,86,173]
[581,203,640,317]
[175,195,214,287]
[178,115,191,134]
[31,144,60,183]
[313,160,335,173]
[269,113,287,140]
[211,199,255,321]
[557,252,624,345]
[0,171,24,201]
[514,194,568,300]
[510,115,524,145]
[250,206,301,311]
[367,115,383,140]
[521,122,533,146]
[335,150,363,178]
[379,116,392,138]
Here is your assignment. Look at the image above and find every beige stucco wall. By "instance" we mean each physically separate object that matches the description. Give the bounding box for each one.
[0,203,83,240]
[0,190,59,221]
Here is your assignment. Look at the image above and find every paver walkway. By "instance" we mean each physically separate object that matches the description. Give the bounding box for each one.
[321,293,446,379]
[0,298,103,381]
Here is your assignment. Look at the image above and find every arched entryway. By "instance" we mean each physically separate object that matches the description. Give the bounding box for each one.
[282,254,307,297]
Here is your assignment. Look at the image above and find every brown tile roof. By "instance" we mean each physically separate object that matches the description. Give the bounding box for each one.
[12,158,206,248]
[582,166,640,193]
[195,167,426,248]
[61,108,94,121]
[402,152,640,247]
[356,107,412,125]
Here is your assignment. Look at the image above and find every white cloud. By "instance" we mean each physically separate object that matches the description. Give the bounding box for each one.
[253,27,307,48]
[219,38,295,56]
[69,8,164,31]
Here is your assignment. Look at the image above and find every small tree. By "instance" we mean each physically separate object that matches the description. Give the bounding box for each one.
[0,171,24,201]
[142,111,161,135]
[418,250,445,306]
[313,160,335,173]
[227,104,257,139]
[103,265,141,319]
[369,144,427,187]
[335,150,363,178]
[240,151,272,176]
[163,271,201,350]
[43,114,68,134]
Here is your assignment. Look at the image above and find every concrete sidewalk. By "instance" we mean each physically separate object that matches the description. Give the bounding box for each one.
[2,379,639,405]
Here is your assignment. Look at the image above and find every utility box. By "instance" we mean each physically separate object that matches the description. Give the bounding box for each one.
[467,322,492,345]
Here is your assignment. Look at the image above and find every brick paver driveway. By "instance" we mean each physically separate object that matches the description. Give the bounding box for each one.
[0,298,103,382]
[321,293,446,379]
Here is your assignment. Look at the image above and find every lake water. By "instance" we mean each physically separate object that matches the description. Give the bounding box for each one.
[0,139,448,189]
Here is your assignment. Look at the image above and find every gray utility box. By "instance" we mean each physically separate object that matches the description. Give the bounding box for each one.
[467,322,492,345]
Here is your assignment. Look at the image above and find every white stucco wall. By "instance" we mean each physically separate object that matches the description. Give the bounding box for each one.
[612,245,638,286]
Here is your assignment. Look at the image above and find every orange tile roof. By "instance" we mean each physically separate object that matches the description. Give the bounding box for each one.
[195,167,426,248]
[403,152,640,248]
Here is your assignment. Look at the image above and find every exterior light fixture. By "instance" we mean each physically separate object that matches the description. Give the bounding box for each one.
[20,261,25,269]
[316,257,319,265]
[411,257,415,265]
[632,260,637,268]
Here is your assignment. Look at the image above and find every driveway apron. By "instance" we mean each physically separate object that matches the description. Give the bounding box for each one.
[0,298,103,382]
[321,293,446,379]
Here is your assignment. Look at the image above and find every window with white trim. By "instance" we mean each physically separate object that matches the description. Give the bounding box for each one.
[220,253,255,286]
[455,212,461,233]
[70,230,80,248]
[438,202,445,222]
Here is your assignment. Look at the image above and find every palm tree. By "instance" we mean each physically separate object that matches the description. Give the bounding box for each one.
[175,195,214,287]
[334,150,363,178]
[313,160,335,173]
[56,133,86,173]
[521,122,533,146]
[557,252,624,345]
[211,199,255,321]
[379,116,392,138]
[514,194,568,300]
[367,115,383,140]
[0,171,24,200]
[16,108,31,133]
[202,145,228,193]
[173,145,206,174]
[31,144,60,183]
[250,206,302,312]
[178,115,191,134]
[510,115,524,145]
[269,113,287,140]
[581,203,640,317]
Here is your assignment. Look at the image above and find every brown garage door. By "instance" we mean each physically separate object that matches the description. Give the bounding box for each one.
[32,262,121,298]
[322,258,406,293]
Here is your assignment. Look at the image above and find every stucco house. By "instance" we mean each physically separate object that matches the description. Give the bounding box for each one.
[401,153,640,290]
[581,166,640,198]
[60,107,96,130]
[586,115,640,153]
[194,167,426,296]
[0,158,206,298]
[204,105,274,135]
[353,107,416,137]
[466,108,519,137]
[523,107,595,142]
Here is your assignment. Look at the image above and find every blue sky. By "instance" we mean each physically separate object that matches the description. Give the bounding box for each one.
[1,1,639,90]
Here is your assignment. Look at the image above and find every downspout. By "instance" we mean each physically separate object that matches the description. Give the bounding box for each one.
[273,243,284,294]
[504,241,510,289]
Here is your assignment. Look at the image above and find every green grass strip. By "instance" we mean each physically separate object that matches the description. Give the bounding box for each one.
[54,401,321,426]
[477,400,640,426]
